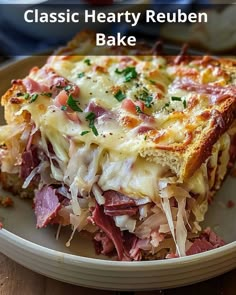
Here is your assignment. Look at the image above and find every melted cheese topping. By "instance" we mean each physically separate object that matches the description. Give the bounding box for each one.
[20,54,232,155]
[2,42,234,202]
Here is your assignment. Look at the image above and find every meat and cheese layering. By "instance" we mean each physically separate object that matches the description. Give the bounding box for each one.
[0,32,235,260]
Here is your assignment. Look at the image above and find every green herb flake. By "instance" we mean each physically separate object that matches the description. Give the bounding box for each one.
[80,130,90,136]
[115,67,138,82]
[163,102,170,109]
[149,80,156,85]
[171,96,181,101]
[85,112,98,136]
[115,68,124,74]
[85,112,96,121]
[84,59,91,66]
[41,92,52,97]
[138,88,153,108]
[29,93,38,103]
[67,95,83,112]
[145,97,153,108]
[183,100,187,108]
[114,90,126,102]
[136,106,143,114]
[91,125,98,136]
[77,72,85,78]
[61,105,67,111]
[124,67,138,82]
[24,93,30,100]
[144,135,147,140]
[16,92,23,97]
[64,85,73,92]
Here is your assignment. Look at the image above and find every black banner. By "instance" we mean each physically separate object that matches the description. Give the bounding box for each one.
[0,3,235,56]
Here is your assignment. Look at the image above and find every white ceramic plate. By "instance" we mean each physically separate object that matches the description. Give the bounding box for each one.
[0,57,235,291]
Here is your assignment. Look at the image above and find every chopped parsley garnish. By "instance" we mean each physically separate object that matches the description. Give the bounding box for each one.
[86,112,96,121]
[115,68,124,74]
[115,67,138,82]
[80,130,90,136]
[61,105,67,111]
[149,80,156,85]
[64,85,72,92]
[163,102,170,109]
[91,126,98,136]
[41,92,52,97]
[171,96,181,101]
[77,72,85,78]
[138,88,153,108]
[124,67,138,82]
[144,135,147,140]
[29,93,38,103]
[16,92,23,97]
[114,90,126,102]
[84,59,91,66]
[135,106,143,114]
[85,112,98,136]
[67,95,83,112]
[171,96,187,108]
[24,93,30,100]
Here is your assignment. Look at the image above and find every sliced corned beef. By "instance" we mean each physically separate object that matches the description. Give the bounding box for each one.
[123,231,142,261]
[23,77,50,94]
[204,227,225,247]
[94,232,115,256]
[91,203,125,260]
[104,207,138,217]
[86,101,107,118]
[34,186,60,228]
[186,239,215,255]
[186,228,225,255]
[103,190,138,216]
[103,190,136,209]
[20,145,40,180]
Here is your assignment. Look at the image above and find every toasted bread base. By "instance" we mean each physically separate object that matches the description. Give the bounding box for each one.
[0,172,34,199]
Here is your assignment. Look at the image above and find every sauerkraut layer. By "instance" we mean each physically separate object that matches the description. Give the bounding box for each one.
[0,119,233,260]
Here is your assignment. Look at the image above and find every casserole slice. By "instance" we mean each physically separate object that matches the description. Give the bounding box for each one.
[0,32,235,260]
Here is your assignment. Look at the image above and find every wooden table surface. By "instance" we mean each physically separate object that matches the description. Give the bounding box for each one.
[0,253,235,295]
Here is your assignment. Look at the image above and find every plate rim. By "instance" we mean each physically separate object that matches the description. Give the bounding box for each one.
[1,228,235,269]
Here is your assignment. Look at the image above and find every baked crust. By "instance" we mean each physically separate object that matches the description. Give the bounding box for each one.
[0,172,34,199]
[183,98,236,178]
